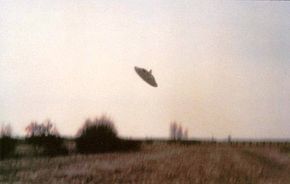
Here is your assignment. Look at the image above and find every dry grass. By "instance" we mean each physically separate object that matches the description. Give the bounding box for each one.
[1,144,290,184]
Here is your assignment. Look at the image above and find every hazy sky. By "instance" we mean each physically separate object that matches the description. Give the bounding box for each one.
[1,1,289,139]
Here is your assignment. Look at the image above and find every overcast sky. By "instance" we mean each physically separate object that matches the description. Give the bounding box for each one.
[1,1,289,139]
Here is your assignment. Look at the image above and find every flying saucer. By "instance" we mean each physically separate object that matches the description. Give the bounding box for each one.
[134,66,158,87]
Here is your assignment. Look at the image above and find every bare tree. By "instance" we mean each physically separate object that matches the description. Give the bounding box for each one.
[25,120,66,156]
[25,119,58,137]
[170,122,189,140]
[170,121,178,140]
[183,128,188,140]
[177,124,183,140]
[0,123,12,137]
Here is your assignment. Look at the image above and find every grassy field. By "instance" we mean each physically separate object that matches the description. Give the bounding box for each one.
[1,144,290,184]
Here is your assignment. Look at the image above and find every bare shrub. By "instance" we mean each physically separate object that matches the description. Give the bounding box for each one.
[25,120,67,156]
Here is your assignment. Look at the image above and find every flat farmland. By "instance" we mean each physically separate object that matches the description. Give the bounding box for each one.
[1,144,290,184]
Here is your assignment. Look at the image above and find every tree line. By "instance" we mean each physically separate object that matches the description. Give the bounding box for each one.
[0,115,141,160]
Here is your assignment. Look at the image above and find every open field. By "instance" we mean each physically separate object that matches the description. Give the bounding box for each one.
[1,144,290,184]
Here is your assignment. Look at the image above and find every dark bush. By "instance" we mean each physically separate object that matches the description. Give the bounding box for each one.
[25,120,67,156]
[118,139,142,152]
[0,136,17,160]
[144,139,154,145]
[0,124,17,160]
[76,116,119,154]
[25,135,68,156]
[76,115,141,154]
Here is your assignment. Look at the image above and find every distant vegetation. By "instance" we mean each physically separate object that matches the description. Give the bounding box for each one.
[169,121,188,141]
[0,124,17,160]
[76,115,140,154]
[76,116,119,153]
[1,115,141,160]
[0,116,289,161]
[25,120,68,156]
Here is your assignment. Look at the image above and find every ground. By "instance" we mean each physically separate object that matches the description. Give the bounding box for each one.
[1,144,290,184]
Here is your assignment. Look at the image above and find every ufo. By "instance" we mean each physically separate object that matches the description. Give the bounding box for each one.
[134,66,158,87]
